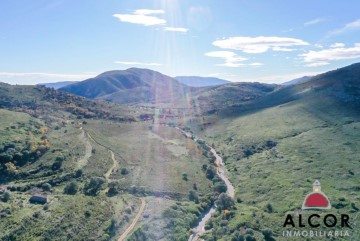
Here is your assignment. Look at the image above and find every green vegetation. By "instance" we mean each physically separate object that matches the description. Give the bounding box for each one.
[0,63,359,240]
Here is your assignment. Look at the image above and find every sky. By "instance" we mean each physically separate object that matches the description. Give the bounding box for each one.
[1,0,360,84]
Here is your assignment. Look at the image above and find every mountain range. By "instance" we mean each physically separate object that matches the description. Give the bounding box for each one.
[1,62,360,240]
[60,68,192,104]
[37,81,78,90]
[281,76,312,86]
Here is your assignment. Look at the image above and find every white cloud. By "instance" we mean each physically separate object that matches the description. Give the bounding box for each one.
[0,72,95,85]
[248,63,264,66]
[329,19,360,35]
[164,27,188,32]
[330,42,345,48]
[114,61,162,66]
[305,62,330,67]
[300,43,360,67]
[304,18,325,26]
[205,51,248,67]
[212,36,309,53]
[272,47,296,52]
[113,9,166,26]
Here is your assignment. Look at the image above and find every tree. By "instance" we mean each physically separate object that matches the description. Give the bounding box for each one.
[182,173,188,181]
[262,228,275,241]
[75,169,83,177]
[206,166,216,180]
[108,181,121,196]
[64,181,78,195]
[84,177,105,196]
[266,203,273,213]
[121,168,129,175]
[232,231,245,241]
[215,193,234,211]
[213,183,227,193]
[2,192,11,202]
[42,183,52,192]
[189,190,199,203]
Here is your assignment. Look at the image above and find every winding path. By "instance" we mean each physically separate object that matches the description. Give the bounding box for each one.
[117,198,146,241]
[105,150,119,183]
[76,128,93,169]
[175,127,235,241]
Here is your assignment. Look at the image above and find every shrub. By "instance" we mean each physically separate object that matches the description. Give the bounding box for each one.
[231,231,244,241]
[52,160,62,171]
[262,228,274,241]
[2,192,11,202]
[64,181,78,195]
[244,234,256,241]
[216,194,234,211]
[125,207,132,214]
[75,169,83,177]
[189,190,199,203]
[108,181,121,196]
[266,203,273,213]
[206,166,216,180]
[213,183,227,193]
[84,177,105,196]
[42,183,52,192]
[121,168,129,175]
[182,173,188,181]
[245,228,254,235]
[0,153,13,163]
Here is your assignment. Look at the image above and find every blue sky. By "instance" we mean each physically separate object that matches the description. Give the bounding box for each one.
[1,0,360,84]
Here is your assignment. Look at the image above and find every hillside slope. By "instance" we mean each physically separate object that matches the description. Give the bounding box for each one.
[38,81,78,89]
[281,76,311,86]
[190,63,360,240]
[221,63,360,117]
[60,68,193,104]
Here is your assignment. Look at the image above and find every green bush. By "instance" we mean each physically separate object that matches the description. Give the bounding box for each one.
[121,168,129,175]
[215,194,234,211]
[64,181,78,195]
[206,166,216,180]
[42,183,52,192]
[188,190,199,203]
[213,183,227,193]
[265,203,273,213]
[2,192,11,202]
[84,177,105,196]
[262,228,274,241]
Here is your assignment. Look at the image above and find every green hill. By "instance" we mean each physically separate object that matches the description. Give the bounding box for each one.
[0,62,359,241]
[186,63,360,240]
[60,68,193,104]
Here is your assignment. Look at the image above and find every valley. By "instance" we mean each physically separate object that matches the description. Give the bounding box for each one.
[0,63,359,241]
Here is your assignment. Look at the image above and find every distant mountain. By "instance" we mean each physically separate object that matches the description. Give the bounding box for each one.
[37,81,78,89]
[175,76,231,87]
[223,62,360,115]
[281,76,312,86]
[195,82,278,113]
[60,68,191,104]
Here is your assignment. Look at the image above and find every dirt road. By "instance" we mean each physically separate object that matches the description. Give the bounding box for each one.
[117,198,146,241]
[76,129,93,169]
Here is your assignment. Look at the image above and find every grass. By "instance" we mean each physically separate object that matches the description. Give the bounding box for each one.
[0,192,123,241]
[84,120,213,196]
[197,96,360,240]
